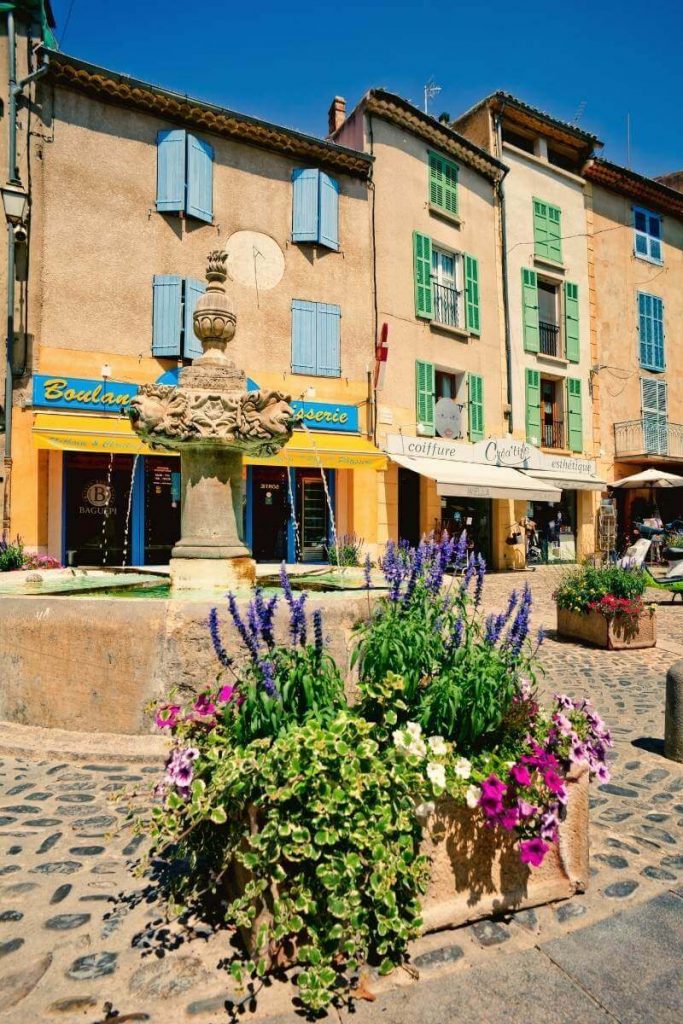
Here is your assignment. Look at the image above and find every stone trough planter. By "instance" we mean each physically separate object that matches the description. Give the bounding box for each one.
[231,767,589,961]
[557,605,656,650]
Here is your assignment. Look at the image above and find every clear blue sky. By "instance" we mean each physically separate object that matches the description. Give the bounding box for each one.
[51,0,682,178]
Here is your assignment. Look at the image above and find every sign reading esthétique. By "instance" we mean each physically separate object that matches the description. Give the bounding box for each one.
[33,375,137,412]
[32,374,360,433]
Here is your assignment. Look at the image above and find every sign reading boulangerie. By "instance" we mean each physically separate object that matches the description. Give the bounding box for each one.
[386,434,597,476]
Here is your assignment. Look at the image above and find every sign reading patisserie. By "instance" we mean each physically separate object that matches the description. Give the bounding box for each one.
[32,374,360,433]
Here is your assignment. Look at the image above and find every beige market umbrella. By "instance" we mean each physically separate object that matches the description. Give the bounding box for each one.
[612,468,683,488]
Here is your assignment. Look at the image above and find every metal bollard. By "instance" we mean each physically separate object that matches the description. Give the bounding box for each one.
[665,661,683,762]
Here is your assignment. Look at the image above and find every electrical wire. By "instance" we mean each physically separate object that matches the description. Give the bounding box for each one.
[59,0,78,48]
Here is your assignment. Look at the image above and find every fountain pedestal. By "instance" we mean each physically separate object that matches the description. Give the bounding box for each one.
[129,251,294,590]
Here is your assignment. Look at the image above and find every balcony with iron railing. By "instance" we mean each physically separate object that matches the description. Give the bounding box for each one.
[432,282,460,328]
[614,419,683,460]
[539,320,561,357]
[542,419,565,450]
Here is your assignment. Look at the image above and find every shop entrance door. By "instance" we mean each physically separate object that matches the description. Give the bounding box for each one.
[398,468,420,546]
[64,452,134,566]
[299,474,329,562]
[144,456,181,565]
[439,496,491,563]
[252,467,288,562]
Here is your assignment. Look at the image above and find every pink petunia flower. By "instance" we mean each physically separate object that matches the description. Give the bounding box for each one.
[519,837,550,867]
[509,763,532,787]
[155,704,182,730]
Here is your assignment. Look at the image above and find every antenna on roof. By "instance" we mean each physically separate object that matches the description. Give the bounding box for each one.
[424,77,442,115]
[573,100,586,124]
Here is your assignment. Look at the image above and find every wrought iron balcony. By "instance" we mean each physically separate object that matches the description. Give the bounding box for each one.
[432,282,460,328]
[542,420,564,450]
[614,418,683,459]
[539,320,560,357]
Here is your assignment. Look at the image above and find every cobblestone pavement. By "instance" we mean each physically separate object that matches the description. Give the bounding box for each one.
[1,567,682,1022]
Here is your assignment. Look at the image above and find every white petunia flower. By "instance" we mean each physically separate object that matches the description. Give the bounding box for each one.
[406,721,423,740]
[408,737,427,759]
[465,784,480,809]
[414,801,436,820]
[453,756,472,780]
[427,735,448,756]
[426,761,446,790]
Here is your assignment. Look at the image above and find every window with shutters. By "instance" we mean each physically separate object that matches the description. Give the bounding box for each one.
[156,130,214,223]
[152,276,207,359]
[533,198,562,264]
[414,234,481,334]
[633,207,663,265]
[428,151,459,218]
[638,291,665,371]
[292,169,340,250]
[641,377,668,455]
[291,300,341,377]
[523,271,579,362]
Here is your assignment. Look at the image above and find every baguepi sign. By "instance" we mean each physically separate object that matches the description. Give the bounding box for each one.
[32,374,360,433]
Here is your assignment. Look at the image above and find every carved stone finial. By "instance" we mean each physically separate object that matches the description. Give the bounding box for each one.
[192,249,236,365]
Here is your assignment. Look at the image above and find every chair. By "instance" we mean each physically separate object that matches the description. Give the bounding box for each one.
[643,567,683,603]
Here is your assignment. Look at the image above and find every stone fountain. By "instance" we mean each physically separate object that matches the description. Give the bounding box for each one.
[129,251,294,590]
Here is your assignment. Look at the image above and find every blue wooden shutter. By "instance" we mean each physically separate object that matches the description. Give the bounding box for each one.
[468,373,484,440]
[156,129,186,213]
[319,172,340,250]
[567,377,583,453]
[292,169,320,242]
[315,303,341,376]
[186,134,214,223]
[522,268,539,352]
[183,278,207,359]
[564,281,580,363]
[413,231,433,319]
[525,368,541,444]
[291,299,317,374]
[415,360,435,435]
[464,253,480,334]
[638,292,664,370]
[152,275,182,356]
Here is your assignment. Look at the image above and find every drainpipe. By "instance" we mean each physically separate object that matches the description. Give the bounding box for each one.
[3,10,49,534]
[494,111,513,434]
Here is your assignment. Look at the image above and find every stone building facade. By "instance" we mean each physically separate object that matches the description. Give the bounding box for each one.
[0,28,383,566]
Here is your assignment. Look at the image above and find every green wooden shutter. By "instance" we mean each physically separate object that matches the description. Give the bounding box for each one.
[521,268,539,352]
[564,281,580,362]
[413,231,433,319]
[429,152,458,215]
[525,368,541,444]
[468,373,484,441]
[567,377,583,453]
[415,360,435,435]
[533,199,549,258]
[547,205,562,262]
[464,253,480,335]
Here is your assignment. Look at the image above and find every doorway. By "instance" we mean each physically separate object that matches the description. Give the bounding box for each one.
[144,456,181,564]
[398,467,420,546]
[251,467,289,562]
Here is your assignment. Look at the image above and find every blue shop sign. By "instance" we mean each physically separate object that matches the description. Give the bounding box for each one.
[34,373,360,432]
[33,374,137,412]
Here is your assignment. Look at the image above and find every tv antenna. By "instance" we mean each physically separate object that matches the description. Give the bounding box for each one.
[424,77,442,115]
[573,100,586,124]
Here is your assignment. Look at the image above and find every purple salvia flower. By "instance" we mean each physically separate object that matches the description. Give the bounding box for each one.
[363,552,372,589]
[288,593,308,646]
[313,608,324,656]
[474,553,486,607]
[227,592,260,663]
[453,529,468,569]
[536,625,545,647]
[460,557,477,594]
[449,616,464,651]
[259,658,278,697]
[254,588,277,648]
[279,562,295,605]
[208,607,234,668]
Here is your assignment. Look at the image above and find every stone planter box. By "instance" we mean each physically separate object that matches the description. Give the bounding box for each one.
[420,765,588,933]
[231,767,589,960]
[557,605,656,650]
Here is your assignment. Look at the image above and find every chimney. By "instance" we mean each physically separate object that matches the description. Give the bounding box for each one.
[328,96,346,136]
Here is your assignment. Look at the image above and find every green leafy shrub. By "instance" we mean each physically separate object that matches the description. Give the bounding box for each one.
[0,537,24,572]
[553,563,646,614]
[328,532,365,567]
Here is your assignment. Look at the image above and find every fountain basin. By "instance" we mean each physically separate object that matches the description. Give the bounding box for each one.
[0,587,382,734]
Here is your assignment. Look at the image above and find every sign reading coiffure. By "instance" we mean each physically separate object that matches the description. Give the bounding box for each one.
[386,434,597,476]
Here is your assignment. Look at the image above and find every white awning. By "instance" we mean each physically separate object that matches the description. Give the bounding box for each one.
[391,454,562,502]
[523,468,607,492]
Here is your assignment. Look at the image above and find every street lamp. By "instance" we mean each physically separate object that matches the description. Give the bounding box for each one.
[0,183,28,226]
